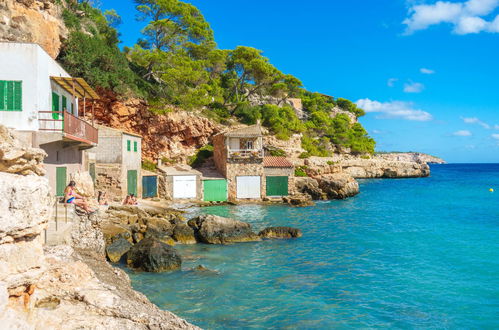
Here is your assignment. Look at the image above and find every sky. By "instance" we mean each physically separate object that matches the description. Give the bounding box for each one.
[99,0,499,163]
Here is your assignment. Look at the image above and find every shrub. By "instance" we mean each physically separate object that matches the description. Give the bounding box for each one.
[267,148,286,157]
[189,145,214,167]
[142,160,157,171]
[295,166,308,177]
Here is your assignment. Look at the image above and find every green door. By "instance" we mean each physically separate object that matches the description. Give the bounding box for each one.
[52,92,60,120]
[56,167,67,196]
[127,170,138,196]
[142,176,158,198]
[203,179,227,202]
[266,176,289,196]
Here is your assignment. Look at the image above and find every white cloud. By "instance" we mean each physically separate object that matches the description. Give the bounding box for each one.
[356,98,433,121]
[453,130,472,136]
[492,133,499,139]
[462,117,491,129]
[494,124,499,129]
[372,129,383,134]
[420,68,436,74]
[387,78,398,87]
[403,0,499,35]
[404,81,425,93]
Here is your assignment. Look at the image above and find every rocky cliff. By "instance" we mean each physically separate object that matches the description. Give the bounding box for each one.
[84,90,221,162]
[0,0,67,58]
[375,152,446,164]
[0,124,197,329]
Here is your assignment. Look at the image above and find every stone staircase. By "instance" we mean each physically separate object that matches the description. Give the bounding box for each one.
[44,201,75,246]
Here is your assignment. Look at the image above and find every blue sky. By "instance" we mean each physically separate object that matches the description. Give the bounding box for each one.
[99,0,499,162]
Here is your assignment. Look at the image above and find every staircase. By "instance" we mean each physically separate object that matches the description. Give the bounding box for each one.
[44,200,75,246]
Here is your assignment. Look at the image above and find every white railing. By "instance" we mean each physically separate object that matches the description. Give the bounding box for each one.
[228,149,264,158]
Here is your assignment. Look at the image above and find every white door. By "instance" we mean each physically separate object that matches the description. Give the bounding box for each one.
[173,176,197,199]
[236,176,261,199]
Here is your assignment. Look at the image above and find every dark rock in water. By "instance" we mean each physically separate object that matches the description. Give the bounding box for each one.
[142,217,174,236]
[172,222,197,244]
[126,237,181,272]
[259,227,303,239]
[193,264,219,275]
[294,177,325,200]
[188,214,260,244]
[317,173,359,199]
[106,237,133,263]
[144,227,175,246]
[282,194,315,207]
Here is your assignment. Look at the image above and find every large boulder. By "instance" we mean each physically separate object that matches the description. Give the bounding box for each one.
[259,227,303,239]
[70,171,95,198]
[294,177,325,200]
[187,214,260,244]
[317,173,359,199]
[126,237,182,272]
[282,194,315,207]
[106,237,132,263]
[100,223,133,245]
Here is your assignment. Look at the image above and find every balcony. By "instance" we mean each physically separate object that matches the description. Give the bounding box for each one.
[38,111,98,145]
[228,148,264,159]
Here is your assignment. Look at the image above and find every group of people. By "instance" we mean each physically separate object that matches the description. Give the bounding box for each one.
[63,181,137,214]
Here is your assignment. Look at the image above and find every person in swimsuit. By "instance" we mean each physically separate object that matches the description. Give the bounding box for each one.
[64,181,95,214]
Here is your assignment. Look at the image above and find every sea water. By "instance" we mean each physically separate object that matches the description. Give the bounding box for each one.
[124,164,499,328]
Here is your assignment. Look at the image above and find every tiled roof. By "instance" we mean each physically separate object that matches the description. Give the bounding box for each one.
[263,156,294,168]
[225,124,263,137]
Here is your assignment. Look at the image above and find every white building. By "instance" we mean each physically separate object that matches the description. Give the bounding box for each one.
[0,42,100,195]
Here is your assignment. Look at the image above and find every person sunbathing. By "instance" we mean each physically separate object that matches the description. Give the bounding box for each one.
[64,181,95,214]
[98,191,109,206]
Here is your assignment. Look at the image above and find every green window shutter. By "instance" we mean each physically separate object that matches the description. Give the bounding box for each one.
[0,81,5,110]
[134,141,137,152]
[266,176,289,196]
[52,92,60,120]
[6,81,14,111]
[127,140,131,151]
[71,103,74,115]
[62,95,67,112]
[13,81,22,111]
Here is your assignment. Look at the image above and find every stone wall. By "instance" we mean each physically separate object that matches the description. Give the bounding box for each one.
[95,164,125,201]
[226,162,265,201]
[213,134,228,177]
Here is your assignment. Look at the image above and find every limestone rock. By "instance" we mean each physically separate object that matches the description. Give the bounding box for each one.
[126,237,182,272]
[70,171,95,198]
[317,173,360,199]
[101,223,132,245]
[0,125,46,176]
[70,213,105,256]
[258,227,303,239]
[106,238,133,263]
[188,214,260,244]
[282,194,315,207]
[294,177,325,200]
[172,222,197,244]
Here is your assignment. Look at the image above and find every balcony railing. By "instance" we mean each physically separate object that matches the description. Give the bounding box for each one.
[39,111,98,145]
[228,149,264,159]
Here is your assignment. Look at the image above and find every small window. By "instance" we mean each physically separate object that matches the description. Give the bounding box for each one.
[246,141,254,149]
[127,140,131,151]
[62,95,68,113]
[134,141,138,152]
[0,80,22,111]
[71,103,74,115]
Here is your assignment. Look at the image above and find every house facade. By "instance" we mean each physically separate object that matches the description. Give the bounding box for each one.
[213,124,294,201]
[0,42,99,195]
[158,164,202,201]
[92,125,142,200]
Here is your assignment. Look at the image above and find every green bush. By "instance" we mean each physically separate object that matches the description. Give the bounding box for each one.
[142,160,157,171]
[189,145,214,167]
[267,148,287,157]
[295,166,308,177]
[233,103,261,125]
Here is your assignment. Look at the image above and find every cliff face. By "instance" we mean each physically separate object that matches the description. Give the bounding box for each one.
[375,153,446,164]
[0,124,198,329]
[0,0,67,58]
[85,91,221,162]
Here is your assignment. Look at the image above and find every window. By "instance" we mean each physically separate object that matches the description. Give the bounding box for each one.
[127,140,131,151]
[62,95,68,113]
[0,80,22,111]
[134,141,138,152]
[71,103,74,115]
[246,140,254,150]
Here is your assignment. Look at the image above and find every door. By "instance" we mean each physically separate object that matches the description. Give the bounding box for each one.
[56,167,67,196]
[173,176,197,199]
[142,176,158,198]
[52,92,60,120]
[203,179,227,202]
[236,176,261,199]
[266,176,289,196]
[127,170,137,196]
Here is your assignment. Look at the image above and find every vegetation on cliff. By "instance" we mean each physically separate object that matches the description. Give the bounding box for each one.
[56,0,375,155]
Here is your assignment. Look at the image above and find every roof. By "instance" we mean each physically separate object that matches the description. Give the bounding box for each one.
[51,76,100,100]
[96,125,143,138]
[263,156,294,168]
[225,124,263,138]
[142,169,158,177]
[158,164,201,176]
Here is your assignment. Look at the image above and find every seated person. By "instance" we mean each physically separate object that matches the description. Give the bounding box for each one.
[98,191,109,206]
[64,181,95,214]
[130,193,138,205]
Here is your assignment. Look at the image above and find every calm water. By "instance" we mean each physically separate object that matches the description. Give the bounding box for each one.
[124,164,499,329]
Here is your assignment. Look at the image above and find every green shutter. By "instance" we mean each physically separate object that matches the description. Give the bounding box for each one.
[71,103,74,115]
[127,170,137,196]
[134,141,137,152]
[127,140,131,151]
[203,179,228,201]
[6,81,14,110]
[52,92,60,120]
[56,167,67,196]
[266,176,289,196]
[13,81,22,111]
[0,81,5,110]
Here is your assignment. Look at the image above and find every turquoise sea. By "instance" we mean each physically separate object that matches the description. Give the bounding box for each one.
[125,164,499,328]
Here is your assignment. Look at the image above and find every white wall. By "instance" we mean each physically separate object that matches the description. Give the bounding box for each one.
[0,42,76,131]
[122,133,142,170]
